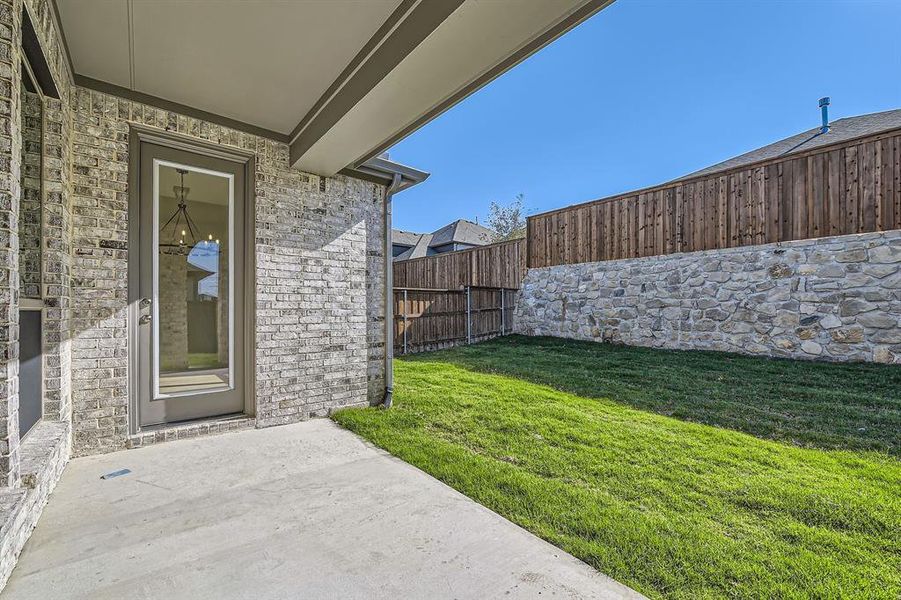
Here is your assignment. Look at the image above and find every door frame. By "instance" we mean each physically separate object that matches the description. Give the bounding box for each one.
[127,124,256,435]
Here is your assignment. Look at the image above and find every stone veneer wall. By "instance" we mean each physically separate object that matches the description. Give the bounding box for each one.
[515,231,901,364]
[71,88,387,454]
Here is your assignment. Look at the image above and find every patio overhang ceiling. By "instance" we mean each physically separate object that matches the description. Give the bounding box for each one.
[54,0,612,176]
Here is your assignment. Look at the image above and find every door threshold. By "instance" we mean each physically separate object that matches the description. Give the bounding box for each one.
[128,414,255,449]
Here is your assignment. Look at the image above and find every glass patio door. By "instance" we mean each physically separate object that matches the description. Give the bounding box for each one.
[137,143,246,426]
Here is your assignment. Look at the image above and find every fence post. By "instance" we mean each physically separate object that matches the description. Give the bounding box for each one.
[501,288,505,336]
[402,289,408,355]
[466,286,471,345]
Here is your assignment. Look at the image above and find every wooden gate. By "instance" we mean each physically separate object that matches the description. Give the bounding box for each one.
[393,286,517,354]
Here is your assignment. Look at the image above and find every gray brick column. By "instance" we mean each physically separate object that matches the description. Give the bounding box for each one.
[40,95,73,423]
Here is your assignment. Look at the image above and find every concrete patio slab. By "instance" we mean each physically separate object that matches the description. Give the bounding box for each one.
[1,419,642,600]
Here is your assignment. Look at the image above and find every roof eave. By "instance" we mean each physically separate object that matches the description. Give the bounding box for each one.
[340,156,430,192]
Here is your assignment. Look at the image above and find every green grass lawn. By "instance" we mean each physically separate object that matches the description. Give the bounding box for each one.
[187,353,222,370]
[333,336,901,599]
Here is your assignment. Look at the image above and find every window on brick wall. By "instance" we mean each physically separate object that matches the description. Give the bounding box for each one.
[18,49,45,440]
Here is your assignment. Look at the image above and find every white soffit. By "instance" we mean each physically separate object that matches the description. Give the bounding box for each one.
[56,0,132,87]
[56,0,402,135]
[290,0,611,175]
[55,0,611,176]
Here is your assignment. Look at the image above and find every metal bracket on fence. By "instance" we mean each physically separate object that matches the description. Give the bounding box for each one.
[501,288,505,336]
[402,288,408,355]
[466,286,472,345]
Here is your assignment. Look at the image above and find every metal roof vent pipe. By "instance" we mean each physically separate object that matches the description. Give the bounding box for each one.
[819,97,831,134]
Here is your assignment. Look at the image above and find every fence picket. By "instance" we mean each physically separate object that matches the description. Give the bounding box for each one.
[526,130,901,268]
[394,286,518,355]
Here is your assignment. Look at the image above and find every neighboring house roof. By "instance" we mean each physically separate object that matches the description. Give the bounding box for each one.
[392,230,424,247]
[429,220,494,247]
[393,219,495,260]
[394,234,434,261]
[675,108,901,182]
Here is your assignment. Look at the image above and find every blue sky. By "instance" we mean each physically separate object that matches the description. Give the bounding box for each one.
[387,0,901,233]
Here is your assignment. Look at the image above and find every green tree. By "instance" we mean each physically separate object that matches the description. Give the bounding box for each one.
[486,193,526,242]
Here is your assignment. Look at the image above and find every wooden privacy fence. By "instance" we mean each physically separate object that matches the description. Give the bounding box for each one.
[393,238,526,289]
[394,286,516,354]
[527,128,901,268]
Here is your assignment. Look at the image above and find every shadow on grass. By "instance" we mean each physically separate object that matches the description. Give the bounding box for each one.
[400,335,901,456]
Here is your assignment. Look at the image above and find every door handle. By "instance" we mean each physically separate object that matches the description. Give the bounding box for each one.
[139,314,152,325]
[140,298,152,309]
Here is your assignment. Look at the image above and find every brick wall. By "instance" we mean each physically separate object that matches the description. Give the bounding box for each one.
[23,0,75,437]
[515,231,901,364]
[0,0,24,485]
[216,244,228,365]
[158,251,188,371]
[0,0,391,588]
[253,153,386,426]
[70,88,387,454]
[0,0,76,485]
[19,90,40,299]
[0,0,390,461]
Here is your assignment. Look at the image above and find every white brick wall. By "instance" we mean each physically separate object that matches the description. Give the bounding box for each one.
[0,0,391,463]
[0,0,389,589]
[0,0,24,486]
[70,88,387,454]
[0,1,74,588]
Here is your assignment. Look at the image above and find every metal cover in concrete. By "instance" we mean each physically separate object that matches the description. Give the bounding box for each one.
[2,420,642,599]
